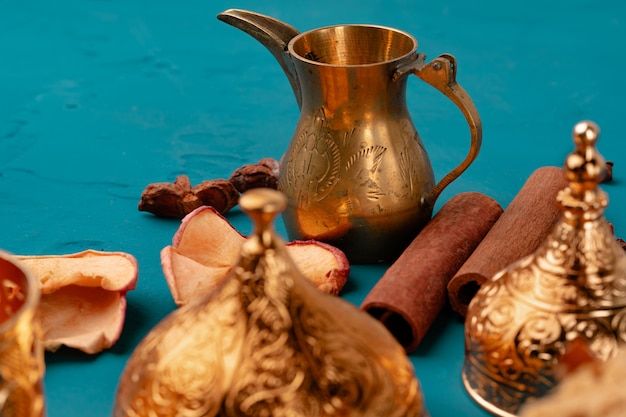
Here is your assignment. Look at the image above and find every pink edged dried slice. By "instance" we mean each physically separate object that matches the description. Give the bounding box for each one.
[35,285,127,354]
[284,240,349,295]
[161,246,231,307]
[16,250,138,354]
[162,205,350,307]
[172,206,244,268]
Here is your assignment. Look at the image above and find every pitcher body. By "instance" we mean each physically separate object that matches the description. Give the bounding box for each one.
[281,26,435,262]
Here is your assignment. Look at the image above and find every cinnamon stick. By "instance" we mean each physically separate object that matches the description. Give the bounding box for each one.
[361,192,502,352]
[447,166,568,317]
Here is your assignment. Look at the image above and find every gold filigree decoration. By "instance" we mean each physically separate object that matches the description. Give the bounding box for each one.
[115,189,425,417]
[463,121,626,417]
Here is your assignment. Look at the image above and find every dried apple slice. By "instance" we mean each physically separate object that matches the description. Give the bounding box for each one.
[160,246,230,307]
[162,205,350,306]
[16,250,138,354]
[283,240,349,294]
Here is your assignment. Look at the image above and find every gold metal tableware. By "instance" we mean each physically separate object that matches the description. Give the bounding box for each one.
[462,121,626,417]
[114,188,425,417]
[0,251,45,417]
[218,9,482,263]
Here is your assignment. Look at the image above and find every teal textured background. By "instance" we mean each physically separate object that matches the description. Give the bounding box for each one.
[1,1,625,416]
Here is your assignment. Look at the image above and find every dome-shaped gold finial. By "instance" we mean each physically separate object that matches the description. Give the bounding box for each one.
[567,121,604,184]
[462,121,626,417]
[114,188,425,417]
[562,121,606,200]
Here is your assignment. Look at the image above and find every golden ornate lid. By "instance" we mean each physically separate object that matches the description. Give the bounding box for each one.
[462,121,626,417]
[113,188,425,417]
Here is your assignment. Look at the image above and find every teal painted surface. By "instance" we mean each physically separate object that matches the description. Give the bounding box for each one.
[1,1,625,416]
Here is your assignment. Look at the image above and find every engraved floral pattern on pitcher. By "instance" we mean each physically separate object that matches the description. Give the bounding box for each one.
[280,109,427,213]
[282,110,341,210]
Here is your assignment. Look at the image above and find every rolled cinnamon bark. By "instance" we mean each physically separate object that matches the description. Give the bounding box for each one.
[447,166,568,317]
[361,192,502,352]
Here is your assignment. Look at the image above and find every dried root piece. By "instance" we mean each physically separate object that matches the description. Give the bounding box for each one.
[139,158,280,218]
[16,250,138,354]
[138,175,201,218]
[229,157,280,193]
[138,175,239,218]
[161,205,349,306]
[192,179,240,214]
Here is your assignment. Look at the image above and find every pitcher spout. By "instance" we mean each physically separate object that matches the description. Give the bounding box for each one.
[217,9,303,108]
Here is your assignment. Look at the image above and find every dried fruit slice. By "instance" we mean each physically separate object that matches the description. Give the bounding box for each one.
[162,205,350,306]
[285,240,350,295]
[160,246,229,307]
[17,250,138,354]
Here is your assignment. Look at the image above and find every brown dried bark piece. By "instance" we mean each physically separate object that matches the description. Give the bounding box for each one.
[361,192,503,352]
[447,166,568,317]
[229,158,280,193]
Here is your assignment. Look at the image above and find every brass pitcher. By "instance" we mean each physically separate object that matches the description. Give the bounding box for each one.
[218,9,482,263]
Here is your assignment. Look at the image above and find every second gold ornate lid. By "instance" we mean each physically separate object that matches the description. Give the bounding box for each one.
[462,121,626,416]
[113,188,425,417]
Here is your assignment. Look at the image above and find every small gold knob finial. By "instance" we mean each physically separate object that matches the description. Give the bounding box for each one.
[564,120,606,194]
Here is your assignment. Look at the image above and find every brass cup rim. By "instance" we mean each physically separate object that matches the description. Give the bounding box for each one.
[288,24,418,67]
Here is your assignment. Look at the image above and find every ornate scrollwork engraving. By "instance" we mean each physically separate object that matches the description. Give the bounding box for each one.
[115,189,425,417]
[280,107,433,214]
[280,109,341,210]
[463,122,626,417]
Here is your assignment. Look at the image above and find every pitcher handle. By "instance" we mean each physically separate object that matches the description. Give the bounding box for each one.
[398,53,482,204]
